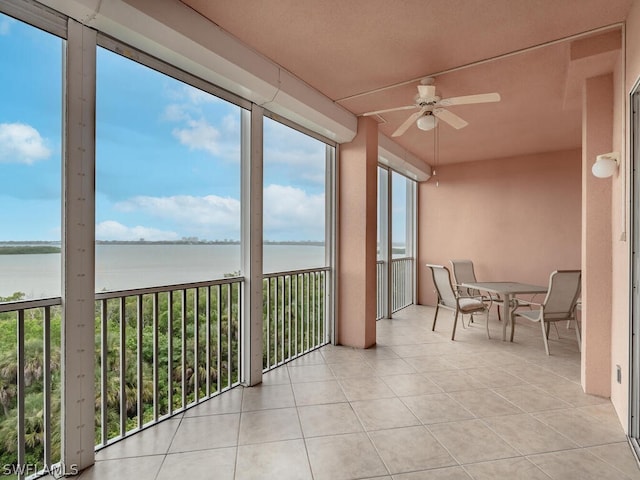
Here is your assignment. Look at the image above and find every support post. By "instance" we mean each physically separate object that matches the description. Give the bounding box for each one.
[61,19,96,471]
[337,117,378,348]
[241,106,264,385]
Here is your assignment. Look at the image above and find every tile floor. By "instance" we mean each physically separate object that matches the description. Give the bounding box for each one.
[74,305,640,479]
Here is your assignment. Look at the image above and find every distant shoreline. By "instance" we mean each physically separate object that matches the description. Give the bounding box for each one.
[0,240,326,246]
[0,246,61,255]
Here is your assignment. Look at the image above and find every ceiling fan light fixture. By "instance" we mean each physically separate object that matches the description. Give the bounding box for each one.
[416,114,437,131]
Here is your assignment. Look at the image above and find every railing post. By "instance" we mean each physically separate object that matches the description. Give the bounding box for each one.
[61,19,96,471]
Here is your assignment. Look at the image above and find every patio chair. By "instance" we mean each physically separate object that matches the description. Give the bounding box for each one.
[510,270,581,355]
[427,263,490,341]
[450,259,503,321]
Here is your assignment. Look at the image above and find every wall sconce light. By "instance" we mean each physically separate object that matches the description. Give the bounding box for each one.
[592,152,619,178]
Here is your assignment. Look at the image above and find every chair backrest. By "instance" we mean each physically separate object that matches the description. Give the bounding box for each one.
[427,264,457,308]
[543,270,581,319]
[450,259,478,296]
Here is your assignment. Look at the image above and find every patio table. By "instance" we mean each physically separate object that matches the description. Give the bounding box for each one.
[460,281,547,341]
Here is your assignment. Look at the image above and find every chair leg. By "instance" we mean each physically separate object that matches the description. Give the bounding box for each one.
[497,305,501,322]
[432,305,440,331]
[540,320,550,355]
[485,310,491,339]
[575,318,581,352]
[451,310,459,341]
[510,316,516,342]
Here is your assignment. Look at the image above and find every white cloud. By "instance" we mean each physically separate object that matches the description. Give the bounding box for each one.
[172,118,221,155]
[110,186,324,240]
[96,220,180,241]
[263,184,325,239]
[0,123,51,164]
[116,194,240,230]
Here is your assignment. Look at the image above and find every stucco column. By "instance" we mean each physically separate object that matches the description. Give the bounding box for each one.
[581,73,613,397]
[338,117,378,348]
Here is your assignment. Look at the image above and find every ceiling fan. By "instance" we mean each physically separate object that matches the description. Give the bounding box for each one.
[362,78,501,137]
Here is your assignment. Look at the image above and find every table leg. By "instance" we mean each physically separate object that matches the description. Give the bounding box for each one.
[502,293,512,341]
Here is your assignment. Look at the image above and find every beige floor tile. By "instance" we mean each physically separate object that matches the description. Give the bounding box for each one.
[95,418,180,459]
[460,367,525,388]
[502,363,568,385]
[389,343,436,357]
[491,384,572,413]
[286,349,326,366]
[368,425,456,473]
[439,353,495,370]
[261,367,291,385]
[366,357,417,375]
[328,360,377,378]
[403,355,460,373]
[183,387,244,417]
[235,439,312,480]
[529,448,638,480]
[577,402,623,423]
[380,372,443,396]
[320,345,366,364]
[463,457,552,480]
[298,402,363,437]
[483,413,578,455]
[393,466,473,480]
[338,376,396,401]
[238,407,302,445]
[241,383,295,411]
[359,345,399,360]
[425,370,487,392]
[533,408,627,447]
[586,442,640,479]
[287,363,336,383]
[156,447,236,480]
[429,419,519,464]
[449,388,523,418]
[401,393,475,424]
[535,381,610,407]
[168,413,240,453]
[87,305,640,480]
[305,432,388,480]
[351,397,420,430]
[292,379,347,405]
[78,455,164,480]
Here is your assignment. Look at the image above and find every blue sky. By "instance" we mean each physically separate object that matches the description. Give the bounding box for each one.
[0,12,407,244]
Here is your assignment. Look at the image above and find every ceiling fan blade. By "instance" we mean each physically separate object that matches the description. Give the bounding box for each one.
[362,105,416,116]
[433,108,468,129]
[417,85,436,98]
[438,92,501,107]
[392,110,425,137]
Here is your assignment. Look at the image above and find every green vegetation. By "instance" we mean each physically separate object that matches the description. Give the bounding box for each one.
[0,274,326,477]
[0,246,61,255]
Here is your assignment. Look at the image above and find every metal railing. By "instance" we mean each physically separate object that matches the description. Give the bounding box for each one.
[391,257,414,313]
[0,266,333,477]
[0,297,62,480]
[376,257,415,319]
[376,260,385,320]
[94,277,242,448]
[263,267,330,371]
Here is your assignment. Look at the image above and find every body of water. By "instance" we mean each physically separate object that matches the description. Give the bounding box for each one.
[0,244,326,299]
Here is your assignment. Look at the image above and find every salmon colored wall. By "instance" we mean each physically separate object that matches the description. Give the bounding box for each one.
[418,149,582,306]
[581,74,614,398]
[612,0,640,433]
